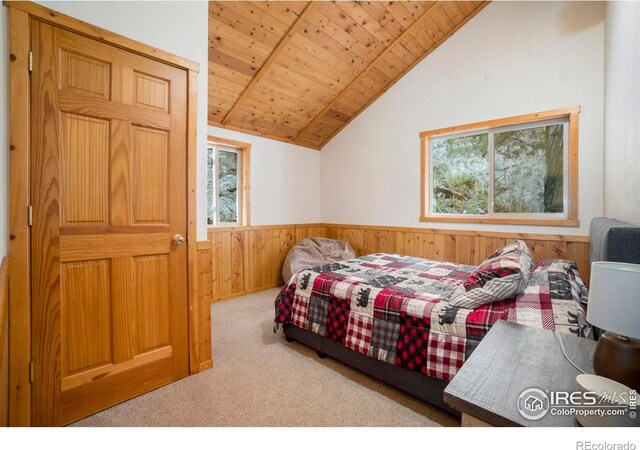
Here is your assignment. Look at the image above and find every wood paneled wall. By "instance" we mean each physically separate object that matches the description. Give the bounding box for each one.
[325,224,591,284]
[197,241,213,371]
[204,224,591,304]
[1,258,9,427]
[207,224,329,301]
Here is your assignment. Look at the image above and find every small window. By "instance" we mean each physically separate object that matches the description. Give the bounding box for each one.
[420,107,580,226]
[207,137,250,226]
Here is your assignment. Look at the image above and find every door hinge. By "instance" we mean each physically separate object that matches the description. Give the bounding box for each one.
[29,361,34,383]
[28,205,33,226]
[28,51,33,73]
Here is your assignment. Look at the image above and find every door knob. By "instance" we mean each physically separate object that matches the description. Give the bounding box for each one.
[172,234,186,245]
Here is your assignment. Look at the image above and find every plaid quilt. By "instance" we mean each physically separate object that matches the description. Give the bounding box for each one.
[274,253,591,382]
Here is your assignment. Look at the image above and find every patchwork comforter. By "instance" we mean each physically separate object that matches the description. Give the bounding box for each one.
[274,253,591,381]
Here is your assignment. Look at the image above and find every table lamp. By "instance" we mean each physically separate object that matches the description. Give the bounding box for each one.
[587,261,640,391]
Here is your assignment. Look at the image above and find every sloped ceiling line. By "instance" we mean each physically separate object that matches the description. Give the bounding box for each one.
[221,2,315,125]
[292,1,440,144]
[208,1,489,150]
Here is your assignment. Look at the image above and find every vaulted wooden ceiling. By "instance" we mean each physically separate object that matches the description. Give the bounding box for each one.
[208,1,488,150]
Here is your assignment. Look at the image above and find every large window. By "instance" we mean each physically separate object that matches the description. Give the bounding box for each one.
[207,137,250,226]
[420,107,580,226]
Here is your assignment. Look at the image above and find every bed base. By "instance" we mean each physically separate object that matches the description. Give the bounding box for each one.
[283,323,459,417]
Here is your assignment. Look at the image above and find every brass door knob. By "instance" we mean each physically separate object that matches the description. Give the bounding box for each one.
[172,234,186,245]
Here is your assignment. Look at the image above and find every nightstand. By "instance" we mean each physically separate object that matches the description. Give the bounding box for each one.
[443,320,597,427]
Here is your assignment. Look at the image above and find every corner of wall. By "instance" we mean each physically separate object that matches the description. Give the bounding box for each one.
[318,1,605,236]
[603,1,640,225]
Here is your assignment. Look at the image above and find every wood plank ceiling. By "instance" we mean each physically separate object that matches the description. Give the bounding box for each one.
[208,1,489,150]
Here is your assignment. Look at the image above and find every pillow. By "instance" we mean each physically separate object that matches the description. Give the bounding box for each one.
[486,240,523,258]
[462,240,531,290]
[448,240,533,309]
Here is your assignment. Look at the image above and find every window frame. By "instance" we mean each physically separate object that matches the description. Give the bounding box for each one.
[207,136,251,227]
[420,106,580,227]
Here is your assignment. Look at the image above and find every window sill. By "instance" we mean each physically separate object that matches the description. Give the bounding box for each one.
[419,216,580,227]
[207,224,248,230]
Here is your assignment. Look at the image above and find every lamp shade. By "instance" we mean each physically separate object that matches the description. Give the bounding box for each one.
[587,262,640,340]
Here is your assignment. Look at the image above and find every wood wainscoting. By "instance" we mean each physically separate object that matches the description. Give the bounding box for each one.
[207,224,329,301]
[1,257,9,426]
[204,223,591,304]
[325,224,591,284]
[197,241,213,370]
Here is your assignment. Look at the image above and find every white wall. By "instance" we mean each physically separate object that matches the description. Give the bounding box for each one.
[3,1,323,242]
[0,5,7,258]
[603,1,640,225]
[208,126,322,225]
[34,0,211,239]
[321,1,605,236]
[35,2,323,230]
[0,0,614,258]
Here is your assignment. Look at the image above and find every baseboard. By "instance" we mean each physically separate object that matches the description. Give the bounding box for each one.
[212,284,282,303]
[199,360,213,372]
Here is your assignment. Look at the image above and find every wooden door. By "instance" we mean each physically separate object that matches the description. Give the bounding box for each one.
[30,20,189,426]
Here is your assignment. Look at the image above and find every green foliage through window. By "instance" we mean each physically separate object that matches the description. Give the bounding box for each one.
[494,124,563,213]
[207,145,240,225]
[432,134,488,214]
[430,121,566,216]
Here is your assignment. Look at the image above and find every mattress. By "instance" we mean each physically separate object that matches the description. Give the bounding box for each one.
[274,253,591,382]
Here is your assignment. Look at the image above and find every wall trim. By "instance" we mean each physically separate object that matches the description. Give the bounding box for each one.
[199,360,213,372]
[196,240,213,372]
[0,257,9,426]
[207,120,322,151]
[207,222,590,243]
[208,223,326,232]
[197,240,212,250]
[7,6,31,427]
[323,223,590,243]
[213,284,281,303]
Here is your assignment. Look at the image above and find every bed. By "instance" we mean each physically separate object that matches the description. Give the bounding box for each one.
[274,239,594,415]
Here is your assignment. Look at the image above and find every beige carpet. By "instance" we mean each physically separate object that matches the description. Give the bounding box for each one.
[72,288,459,427]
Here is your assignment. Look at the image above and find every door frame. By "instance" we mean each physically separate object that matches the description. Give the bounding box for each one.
[5,1,203,426]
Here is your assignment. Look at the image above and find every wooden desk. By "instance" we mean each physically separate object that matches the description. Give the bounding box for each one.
[444,320,597,427]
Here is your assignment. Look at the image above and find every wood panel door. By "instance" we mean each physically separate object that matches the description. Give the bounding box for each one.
[30,20,189,426]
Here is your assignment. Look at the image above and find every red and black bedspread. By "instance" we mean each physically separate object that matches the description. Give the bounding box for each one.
[274,253,590,382]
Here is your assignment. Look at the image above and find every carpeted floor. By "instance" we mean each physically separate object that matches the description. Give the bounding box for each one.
[72,288,459,427]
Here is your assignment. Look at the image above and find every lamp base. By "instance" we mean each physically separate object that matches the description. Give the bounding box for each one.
[593,332,640,391]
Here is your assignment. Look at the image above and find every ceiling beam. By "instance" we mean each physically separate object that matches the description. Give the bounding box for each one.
[315,1,490,149]
[292,1,442,144]
[221,1,314,126]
